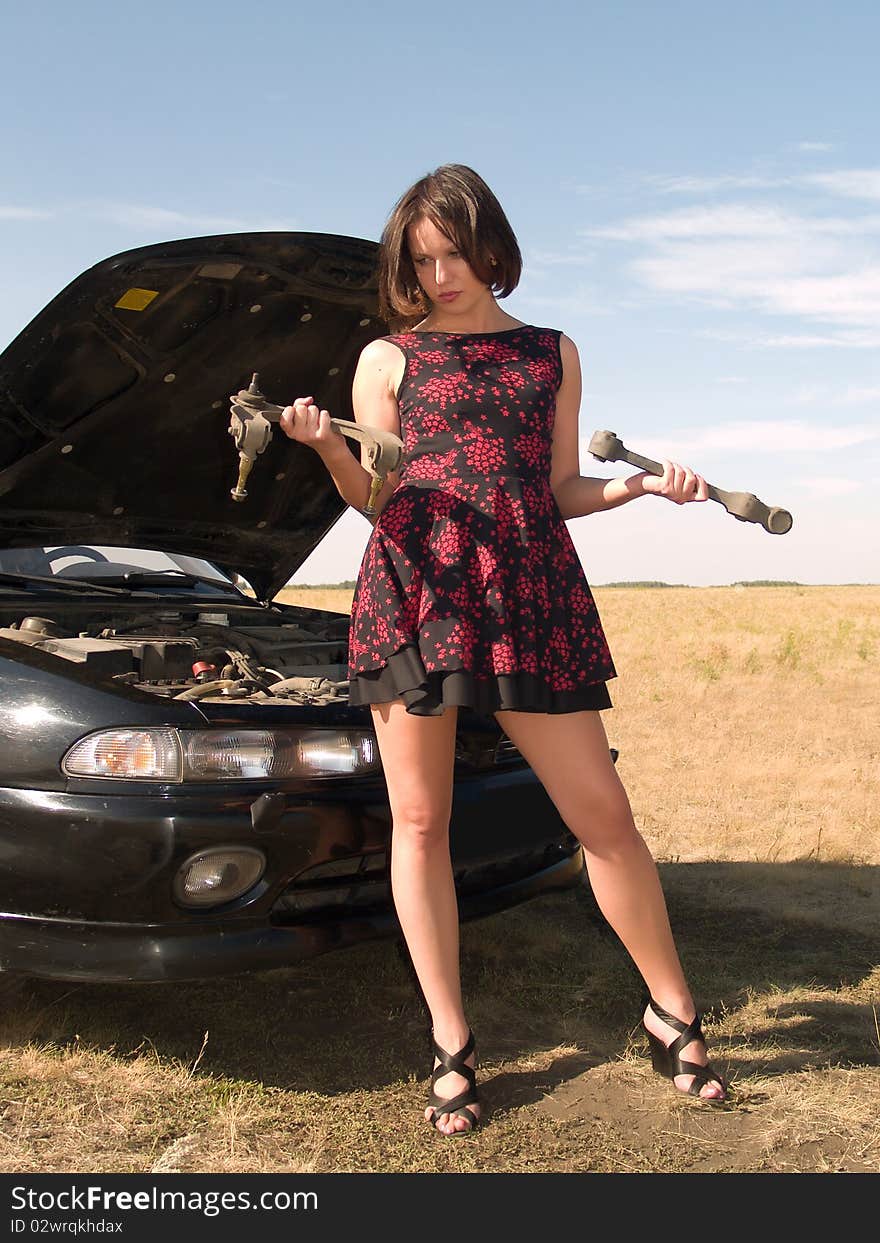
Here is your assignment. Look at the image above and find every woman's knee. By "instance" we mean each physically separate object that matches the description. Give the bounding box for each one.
[391,805,452,847]
[567,779,641,852]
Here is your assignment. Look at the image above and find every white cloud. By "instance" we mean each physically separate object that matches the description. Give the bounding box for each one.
[688,419,878,452]
[587,198,880,330]
[582,419,879,464]
[803,169,880,200]
[794,477,863,496]
[0,200,302,234]
[587,205,794,241]
[567,498,878,587]
[787,384,880,406]
[645,174,790,195]
[630,236,833,290]
[794,142,834,153]
[0,206,53,220]
[841,386,880,404]
[247,216,303,232]
[524,284,613,316]
[83,202,303,236]
[526,247,596,267]
[785,386,823,406]
[643,166,880,201]
[626,243,880,325]
[753,330,880,349]
[759,266,880,323]
[586,204,880,242]
[698,326,880,349]
[94,203,250,232]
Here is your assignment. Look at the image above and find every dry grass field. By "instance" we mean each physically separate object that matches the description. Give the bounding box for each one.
[1,585,878,1174]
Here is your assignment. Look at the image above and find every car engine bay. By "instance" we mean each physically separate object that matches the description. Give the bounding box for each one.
[0,606,354,706]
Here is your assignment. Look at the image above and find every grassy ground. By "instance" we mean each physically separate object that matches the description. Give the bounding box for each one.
[1,586,877,1173]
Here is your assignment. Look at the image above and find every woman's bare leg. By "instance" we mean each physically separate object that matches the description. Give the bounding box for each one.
[494,707,725,1100]
[369,699,479,1132]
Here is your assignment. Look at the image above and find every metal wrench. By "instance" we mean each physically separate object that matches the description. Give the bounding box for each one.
[588,430,793,534]
[228,374,404,515]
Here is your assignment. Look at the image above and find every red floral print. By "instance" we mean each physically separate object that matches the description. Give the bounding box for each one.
[347,326,616,714]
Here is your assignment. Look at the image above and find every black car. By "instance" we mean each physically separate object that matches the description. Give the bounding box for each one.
[0,231,608,984]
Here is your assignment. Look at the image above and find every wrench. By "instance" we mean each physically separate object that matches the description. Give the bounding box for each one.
[228,374,403,515]
[588,429,793,534]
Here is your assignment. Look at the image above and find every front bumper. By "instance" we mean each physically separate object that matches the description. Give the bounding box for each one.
[0,768,586,982]
[0,851,584,982]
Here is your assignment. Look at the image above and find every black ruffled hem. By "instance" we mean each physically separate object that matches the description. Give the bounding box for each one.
[348,642,613,717]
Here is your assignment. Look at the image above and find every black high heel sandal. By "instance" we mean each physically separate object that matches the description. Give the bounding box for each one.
[643,997,727,1104]
[426,1029,481,1134]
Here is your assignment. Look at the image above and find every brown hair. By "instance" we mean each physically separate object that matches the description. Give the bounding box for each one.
[377,164,522,329]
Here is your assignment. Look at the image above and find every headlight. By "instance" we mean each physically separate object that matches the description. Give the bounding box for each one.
[63,727,380,781]
[180,728,379,779]
[63,728,182,780]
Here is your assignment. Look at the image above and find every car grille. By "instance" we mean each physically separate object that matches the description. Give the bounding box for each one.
[450,731,524,769]
[493,735,522,764]
[272,852,389,920]
[492,738,619,767]
[270,838,580,924]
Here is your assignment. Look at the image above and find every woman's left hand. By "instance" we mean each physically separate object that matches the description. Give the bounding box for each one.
[640,459,709,504]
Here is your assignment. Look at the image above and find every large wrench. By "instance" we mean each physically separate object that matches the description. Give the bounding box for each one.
[588,429,793,535]
[228,373,403,515]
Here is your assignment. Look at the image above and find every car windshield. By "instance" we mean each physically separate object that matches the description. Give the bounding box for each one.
[0,547,246,596]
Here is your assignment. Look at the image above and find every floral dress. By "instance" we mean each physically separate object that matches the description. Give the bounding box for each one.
[347,325,617,716]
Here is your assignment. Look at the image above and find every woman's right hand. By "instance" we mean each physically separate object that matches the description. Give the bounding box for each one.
[279,396,347,456]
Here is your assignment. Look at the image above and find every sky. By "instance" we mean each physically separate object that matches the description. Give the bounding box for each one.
[2,0,878,587]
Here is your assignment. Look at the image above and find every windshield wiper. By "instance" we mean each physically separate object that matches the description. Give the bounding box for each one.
[0,570,141,597]
[93,571,240,593]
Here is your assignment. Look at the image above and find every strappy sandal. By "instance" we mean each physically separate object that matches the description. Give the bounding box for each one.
[643,997,728,1104]
[426,1029,481,1134]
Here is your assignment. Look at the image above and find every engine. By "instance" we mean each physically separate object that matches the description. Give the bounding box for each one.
[0,612,353,706]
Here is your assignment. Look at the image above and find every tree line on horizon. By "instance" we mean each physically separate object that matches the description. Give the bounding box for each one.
[286,579,809,590]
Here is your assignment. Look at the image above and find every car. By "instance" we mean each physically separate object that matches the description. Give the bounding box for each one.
[0,230,613,984]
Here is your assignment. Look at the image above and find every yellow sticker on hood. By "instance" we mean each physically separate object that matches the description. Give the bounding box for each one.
[115,287,159,311]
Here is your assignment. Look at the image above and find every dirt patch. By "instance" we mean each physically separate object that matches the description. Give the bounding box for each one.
[536,1059,878,1173]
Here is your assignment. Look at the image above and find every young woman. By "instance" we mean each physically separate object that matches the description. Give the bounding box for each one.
[280,164,727,1135]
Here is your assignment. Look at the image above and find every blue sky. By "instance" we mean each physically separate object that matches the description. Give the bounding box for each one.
[2,1,877,585]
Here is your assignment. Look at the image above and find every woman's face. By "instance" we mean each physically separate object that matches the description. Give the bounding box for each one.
[406,215,493,318]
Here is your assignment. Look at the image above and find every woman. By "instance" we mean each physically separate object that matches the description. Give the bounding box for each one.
[280,164,727,1135]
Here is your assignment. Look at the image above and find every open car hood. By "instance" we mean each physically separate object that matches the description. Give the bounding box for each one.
[0,232,385,600]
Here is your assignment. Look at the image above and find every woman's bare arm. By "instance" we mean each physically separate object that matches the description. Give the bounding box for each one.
[550,335,708,519]
[349,338,405,526]
[279,338,404,525]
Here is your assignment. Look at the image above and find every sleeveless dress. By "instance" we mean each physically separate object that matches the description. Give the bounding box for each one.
[346,324,617,717]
